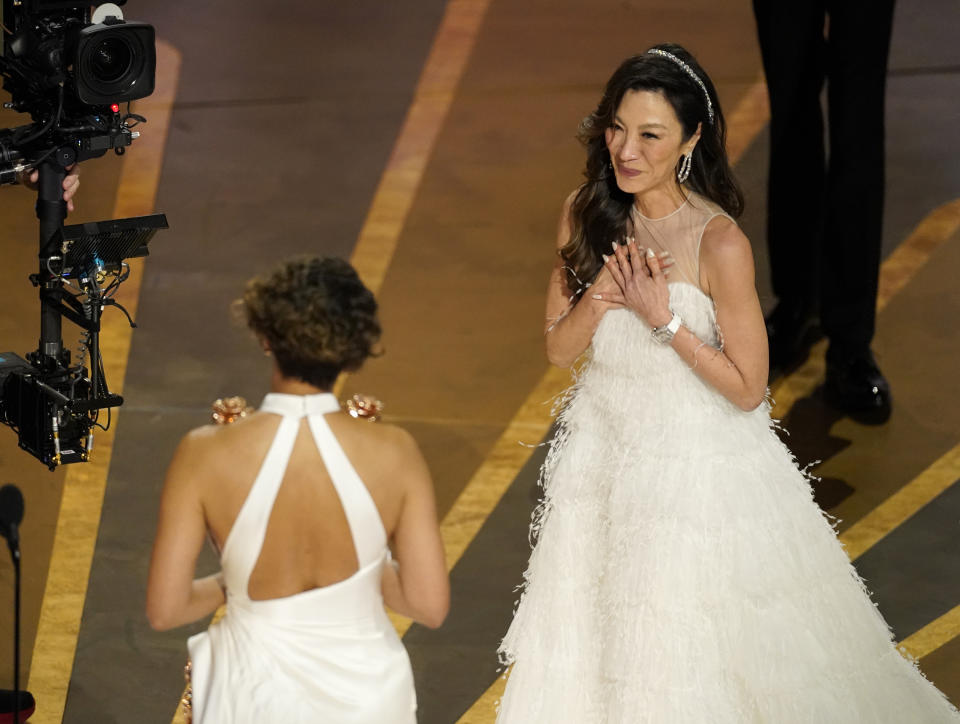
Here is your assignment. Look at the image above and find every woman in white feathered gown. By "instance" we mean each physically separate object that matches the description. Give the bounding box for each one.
[497,43,960,723]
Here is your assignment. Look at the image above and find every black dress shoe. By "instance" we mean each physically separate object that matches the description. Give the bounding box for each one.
[765,303,822,377]
[824,351,892,424]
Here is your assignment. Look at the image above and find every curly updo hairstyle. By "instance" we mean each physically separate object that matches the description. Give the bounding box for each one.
[240,256,381,390]
[562,43,744,297]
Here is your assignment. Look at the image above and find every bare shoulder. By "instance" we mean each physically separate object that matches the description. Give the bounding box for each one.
[330,416,430,500]
[701,216,753,268]
[175,422,219,459]
[329,414,421,460]
[701,215,749,257]
[180,411,262,446]
[174,413,274,470]
[360,418,422,461]
[700,216,755,294]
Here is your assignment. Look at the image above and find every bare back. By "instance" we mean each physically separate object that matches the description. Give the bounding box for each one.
[197,407,411,601]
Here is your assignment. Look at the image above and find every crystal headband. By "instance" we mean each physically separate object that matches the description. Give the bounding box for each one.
[646,48,715,124]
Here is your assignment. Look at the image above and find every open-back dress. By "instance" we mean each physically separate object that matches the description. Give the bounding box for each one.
[187,392,416,723]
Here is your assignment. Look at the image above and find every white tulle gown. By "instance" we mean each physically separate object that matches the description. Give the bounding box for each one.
[497,193,959,723]
[187,393,416,724]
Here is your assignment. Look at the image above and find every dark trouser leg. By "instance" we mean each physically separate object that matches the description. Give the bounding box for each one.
[822,0,896,362]
[753,0,828,316]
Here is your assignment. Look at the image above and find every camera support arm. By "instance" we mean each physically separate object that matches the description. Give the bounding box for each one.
[35,146,76,370]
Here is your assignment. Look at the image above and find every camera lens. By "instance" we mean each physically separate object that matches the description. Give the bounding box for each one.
[75,23,156,105]
[90,37,133,83]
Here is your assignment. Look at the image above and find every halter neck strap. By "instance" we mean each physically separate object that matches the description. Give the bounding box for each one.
[259,392,340,417]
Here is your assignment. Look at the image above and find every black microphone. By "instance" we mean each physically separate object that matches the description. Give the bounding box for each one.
[0,484,24,561]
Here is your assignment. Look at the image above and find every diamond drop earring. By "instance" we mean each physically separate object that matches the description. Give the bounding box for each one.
[677,153,692,183]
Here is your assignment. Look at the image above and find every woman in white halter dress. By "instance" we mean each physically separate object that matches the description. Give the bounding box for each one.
[497,46,960,722]
[147,257,448,723]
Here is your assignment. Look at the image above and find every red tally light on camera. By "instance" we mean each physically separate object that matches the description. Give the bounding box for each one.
[110,103,120,113]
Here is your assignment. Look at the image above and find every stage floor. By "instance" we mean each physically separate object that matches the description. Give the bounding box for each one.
[0,1,958,722]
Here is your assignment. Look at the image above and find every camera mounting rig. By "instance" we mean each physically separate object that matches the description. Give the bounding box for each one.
[0,0,166,469]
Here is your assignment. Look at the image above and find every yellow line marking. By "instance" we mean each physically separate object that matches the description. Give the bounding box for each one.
[841,442,960,561]
[770,198,960,415]
[349,0,491,297]
[391,366,574,636]
[347,0,495,633]
[438,368,571,571]
[333,0,492,402]
[451,77,772,721]
[26,40,181,724]
[899,604,960,661]
[838,443,960,662]
[456,674,507,724]
[765,200,960,659]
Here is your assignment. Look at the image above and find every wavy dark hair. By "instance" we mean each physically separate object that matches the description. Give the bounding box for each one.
[240,256,381,389]
[561,43,744,296]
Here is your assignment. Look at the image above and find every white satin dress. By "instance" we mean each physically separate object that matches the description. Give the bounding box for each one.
[187,392,417,723]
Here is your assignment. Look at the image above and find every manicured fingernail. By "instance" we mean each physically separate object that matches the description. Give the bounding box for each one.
[601,253,609,262]
[592,293,602,300]
[646,247,655,258]
[611,241,618,251]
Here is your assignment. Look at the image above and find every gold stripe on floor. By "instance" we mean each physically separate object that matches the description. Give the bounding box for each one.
[391,366,574,637]
[770,198,960,416]
[838,441,960,661]
[326,0,493,638]
[457,674,507,724]
[899,604,960,661]
[349,0,492,297]
[840,441,960,560]
[333,0,492,405]
[26,40,182,724]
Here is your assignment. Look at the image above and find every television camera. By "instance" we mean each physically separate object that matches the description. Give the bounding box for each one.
[0,0,166,469]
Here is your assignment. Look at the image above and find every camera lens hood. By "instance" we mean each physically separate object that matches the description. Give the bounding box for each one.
[73,21,155,105]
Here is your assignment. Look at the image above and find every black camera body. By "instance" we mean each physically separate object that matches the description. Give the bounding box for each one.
[1,0,155,174]
[0,352,92,465]
[0,1,164,469]
[3,1,155,106]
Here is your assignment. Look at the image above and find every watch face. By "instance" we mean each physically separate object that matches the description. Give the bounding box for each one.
[652,313,679,343]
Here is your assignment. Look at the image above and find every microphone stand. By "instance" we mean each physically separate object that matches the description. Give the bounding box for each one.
[2,521,24,724]
[11,536,20,724]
